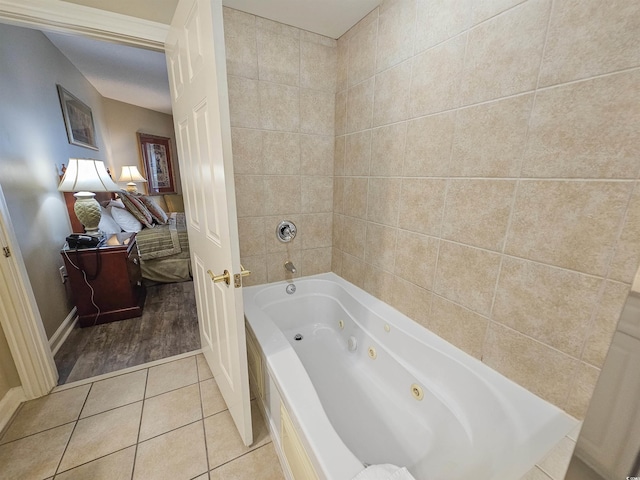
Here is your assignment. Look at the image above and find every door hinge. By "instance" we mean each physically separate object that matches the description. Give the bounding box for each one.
[2,246,10,258]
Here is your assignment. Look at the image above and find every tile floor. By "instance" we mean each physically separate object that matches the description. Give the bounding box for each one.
[0,353,285,480]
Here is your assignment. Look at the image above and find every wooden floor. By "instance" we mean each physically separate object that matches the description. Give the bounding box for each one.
[55,281,200,384]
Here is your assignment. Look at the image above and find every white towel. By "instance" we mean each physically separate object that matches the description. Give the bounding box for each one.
[352,464,417,480]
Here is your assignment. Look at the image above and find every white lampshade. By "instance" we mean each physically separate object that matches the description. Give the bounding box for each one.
[118,165,147,193]
[58,158,120,193]
[58,159,119,236]
[118,165,147,183]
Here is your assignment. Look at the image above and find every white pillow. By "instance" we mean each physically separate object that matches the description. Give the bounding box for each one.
[98,206,122,235]
[109,205,142,232]
[107,198,126,209]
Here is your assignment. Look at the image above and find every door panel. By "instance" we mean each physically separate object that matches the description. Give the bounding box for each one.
[167,0,252,446]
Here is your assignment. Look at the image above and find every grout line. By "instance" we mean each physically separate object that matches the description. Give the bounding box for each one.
[52,384,92,477]
[195,358,212,475]
[129,368,149,480]
[208,441,275,474]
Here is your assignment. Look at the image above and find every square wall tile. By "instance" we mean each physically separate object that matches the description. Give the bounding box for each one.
[415,0,471,53]
[441,179,516,252]
[301,177,333,213]
[223,9,258,79]
[256,16,300,37]
[539,0,640,87]
[390,277,431,325]
[364,264,396,305]
[470,0,526,25]
[259,82,300,132]
[367,178,401,226]
[365,222,397,271]
[333,177,344,214]
[231,128,263,175]
[301,39,337,92]
[347,78,375,133]
[300,89,335,135]
[483,323,578,407]
[564,362,600,420]
[450,94,533,177]
[336,36,349,92]
[300,213,333,249]
[239,255,267,287]
[301,247,333,276]
[301,135,334,176]
[334,135,346,176]
[262,131,300,175]
[238,217,266,257]
[375,0,416,72]
[342,253,366,288]
[492,257,602,357]
[410,34,466,116]
[267,251,301,283]
[227,76,260,129]
[348,18,378,87]
[332,246,343,275]
[371,123,407,177]
[504,180,633,277]
[342,217,367,259]
[373,59,412,126]
[522,70,640,179]
[434,240,501,316]
[403,111,455,177]
[393,230,438,290]
[257,29,299,86]
[345,131,372,177]
[234,175,264,218]
[264,176,301,215]
[335,90,347,136]
[461,0,550,105]
[264,215,302,254]
[428,296,488,359]
[1,384,89,444]
[398,178,447,236]
[582,280,629,367]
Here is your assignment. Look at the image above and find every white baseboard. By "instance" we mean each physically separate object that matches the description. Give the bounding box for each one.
[49,308,77,356]
[0,387,25,433]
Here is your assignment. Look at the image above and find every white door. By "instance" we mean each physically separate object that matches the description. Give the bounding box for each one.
[166,0,252,445]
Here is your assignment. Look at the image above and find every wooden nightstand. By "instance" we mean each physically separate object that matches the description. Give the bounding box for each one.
[61,232,146,327]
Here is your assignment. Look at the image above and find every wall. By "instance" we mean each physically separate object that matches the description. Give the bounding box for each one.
[0,323,20,400]
[223,7,337,285]
[103,98,181,195]
[332,0,640,419]
[0,23,111,338]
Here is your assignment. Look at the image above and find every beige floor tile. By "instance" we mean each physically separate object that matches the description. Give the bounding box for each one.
[146,356,198,398]
[209,443,284,480]
[204,402,271,469]
[193,475,209,480]
[55,446,136,480]
[0,423,73,480]
[81,370,147,418]
[197,354,213,381]
[200,378,227,418]
[59,402,142,472]
[139,384,202,441]
[133,421,208,480]
[0,384,89,444]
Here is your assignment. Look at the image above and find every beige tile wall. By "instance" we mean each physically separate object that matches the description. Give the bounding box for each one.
[224,8,337,285]
[332,0,640,418]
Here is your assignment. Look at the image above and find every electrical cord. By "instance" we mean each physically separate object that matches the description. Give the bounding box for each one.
[63,242,101,326]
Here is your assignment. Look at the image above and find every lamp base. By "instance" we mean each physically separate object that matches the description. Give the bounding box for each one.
[125,183,138,193]
[73,192,102,236]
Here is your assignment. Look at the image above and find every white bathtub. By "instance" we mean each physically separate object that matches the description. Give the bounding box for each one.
[243,273,575,480]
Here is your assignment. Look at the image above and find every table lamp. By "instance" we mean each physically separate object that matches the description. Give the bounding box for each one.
[58,158,120,236]
[118,165,147,193]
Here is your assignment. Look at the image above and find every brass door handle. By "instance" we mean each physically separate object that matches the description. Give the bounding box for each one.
[240,264,251,277]
[208,269,230,286]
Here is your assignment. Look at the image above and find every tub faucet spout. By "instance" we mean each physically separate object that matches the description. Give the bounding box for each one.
[284,261,297,274]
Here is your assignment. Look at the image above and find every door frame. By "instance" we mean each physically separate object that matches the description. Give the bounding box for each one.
[0,0,172,398]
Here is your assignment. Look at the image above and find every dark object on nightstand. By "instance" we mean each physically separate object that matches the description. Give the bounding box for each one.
[61,232,146,327]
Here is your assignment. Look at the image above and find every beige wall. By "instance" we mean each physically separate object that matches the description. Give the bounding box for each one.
[332,0,640,419]
[224,8,337,285]
[103,98,181,195]
[0,23,112,338]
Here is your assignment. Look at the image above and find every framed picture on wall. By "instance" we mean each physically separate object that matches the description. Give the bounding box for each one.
[137,133,176,194]
[56,85,98,150]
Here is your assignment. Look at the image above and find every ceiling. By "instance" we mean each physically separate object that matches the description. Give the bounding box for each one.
[49,0,381,115]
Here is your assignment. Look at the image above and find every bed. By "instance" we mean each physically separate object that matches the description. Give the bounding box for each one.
[63,189,192,283]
